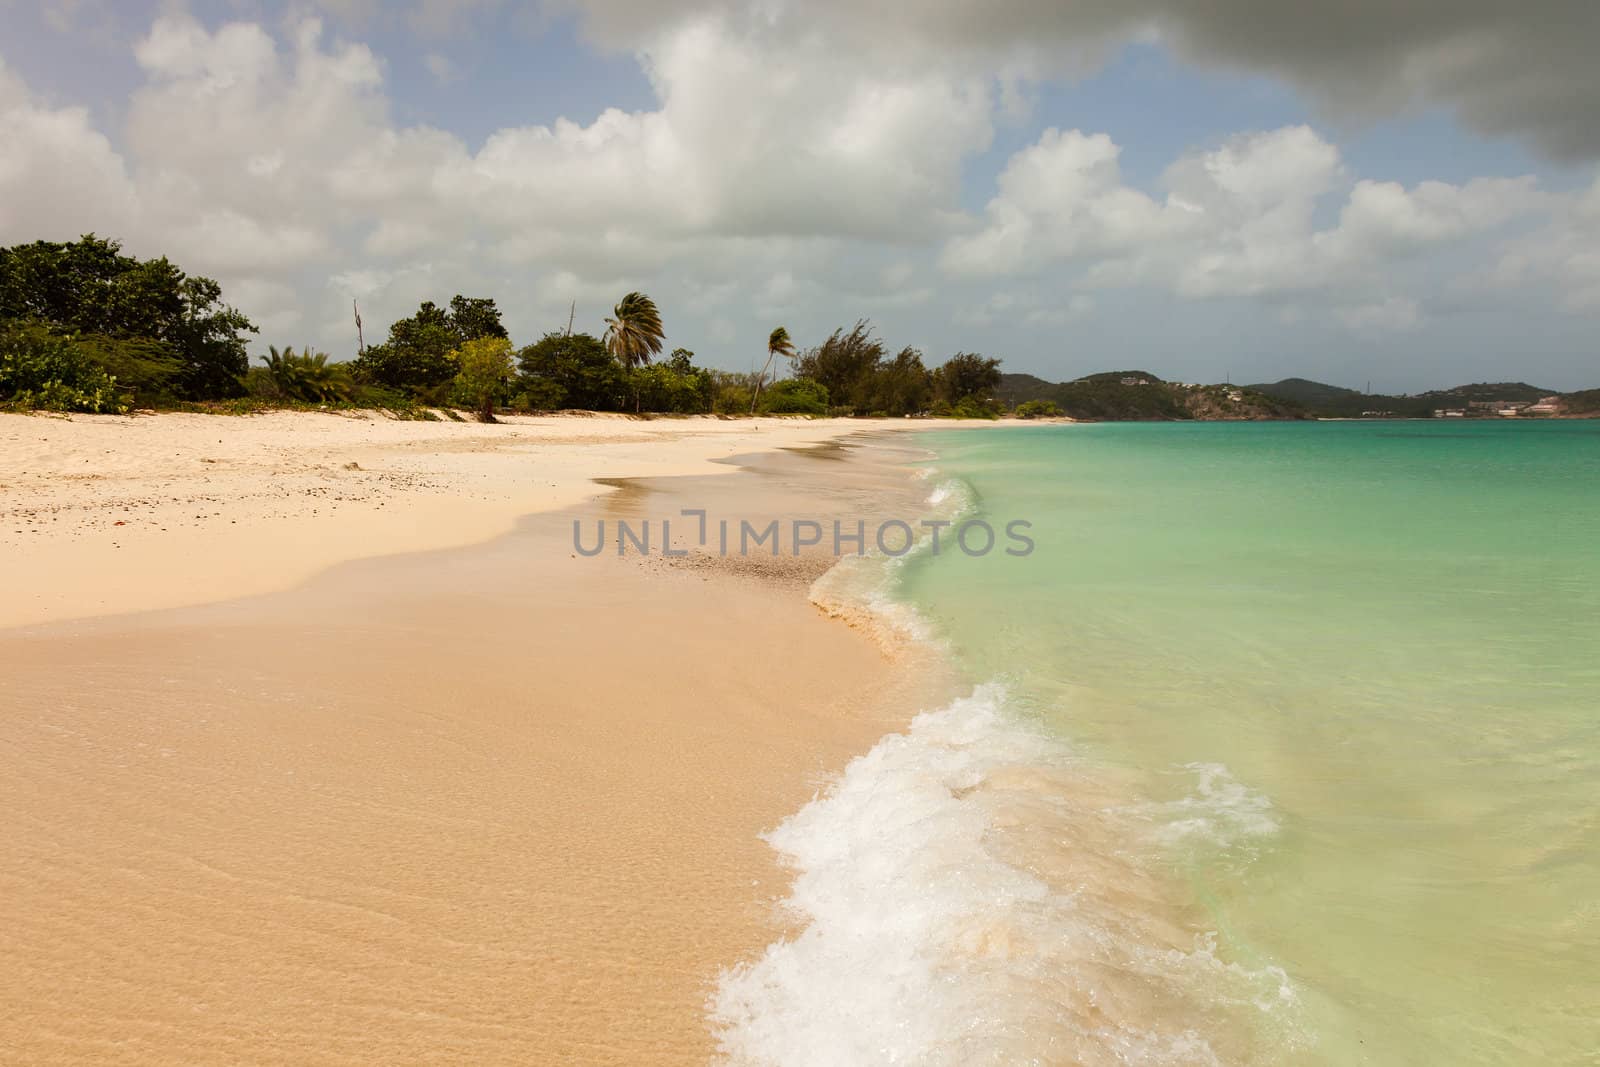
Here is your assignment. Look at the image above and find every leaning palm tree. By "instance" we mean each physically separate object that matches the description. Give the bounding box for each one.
[603,291,665,411]
[751,326,796,414]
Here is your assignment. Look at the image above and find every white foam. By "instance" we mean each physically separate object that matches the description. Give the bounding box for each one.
[709,686,1300,1066]
[1139,762,1282,855]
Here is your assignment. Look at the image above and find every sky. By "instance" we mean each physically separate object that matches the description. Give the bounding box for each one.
[1,1,1597,391]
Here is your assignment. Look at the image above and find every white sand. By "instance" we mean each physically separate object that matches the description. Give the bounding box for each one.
[0,410,942,628]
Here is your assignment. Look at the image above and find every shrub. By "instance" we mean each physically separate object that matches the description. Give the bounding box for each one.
[710,370,760,414]
[0,320,125,413]
[759,377,829,415]
[1013,399,1064,419]
[260,345,354,404]
[630,360,713,413]
[931,395,1003,419]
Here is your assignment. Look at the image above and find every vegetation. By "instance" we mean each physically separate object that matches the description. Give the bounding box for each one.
[786,321,995,416]
[259,346,354,404]
[514,331,626,411]
[1248,378,1567,418]
[932,353,1003,416]
[752,326,795,414]
[452,337,516,422]
[0,235,256,406]
[603,292,666,412]
[759,377,829,415]
[628,349,714,414]
[351,295,509,400]
[999,370,1304,421]
[0,320,125,413]
[1013,399,1064,419]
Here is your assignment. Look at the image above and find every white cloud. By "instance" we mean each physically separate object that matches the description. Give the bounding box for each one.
[943,123,1553,327]
[1492,172,1600,313]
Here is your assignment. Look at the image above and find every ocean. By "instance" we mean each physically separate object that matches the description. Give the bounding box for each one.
[713,420,1600,1065]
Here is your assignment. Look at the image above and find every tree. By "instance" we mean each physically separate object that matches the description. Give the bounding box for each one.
[352,295,509,397]
[869,346,933,416]
[516,331,625,411]
[453,336,515,422]
[933,351,1003,406]
[0,235,256,400]
[751,326,796,414]
[603,291,665,411]
[793,320,885,414]
[447,295,509,342]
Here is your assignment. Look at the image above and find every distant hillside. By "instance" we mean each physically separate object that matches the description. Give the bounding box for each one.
[999,372,1305,421]
[1424,382,1553,404]
[1560,389,1600,415]
[1003,371,1592,421]
[1250,379,1563,418]
[1250,379,1431,417]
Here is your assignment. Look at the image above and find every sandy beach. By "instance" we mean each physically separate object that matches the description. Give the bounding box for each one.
[0,411,949,628]
[0,412,952,1064]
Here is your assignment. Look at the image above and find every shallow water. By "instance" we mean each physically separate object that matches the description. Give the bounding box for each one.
[716,420,1600,1065]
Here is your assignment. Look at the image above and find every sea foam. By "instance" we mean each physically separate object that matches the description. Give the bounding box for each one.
[710,686,1299,1066]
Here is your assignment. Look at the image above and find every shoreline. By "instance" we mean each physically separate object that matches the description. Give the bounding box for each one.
[0,425,954,1064]
[0,410,999,629]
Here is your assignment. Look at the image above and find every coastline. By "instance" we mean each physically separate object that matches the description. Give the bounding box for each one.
[0,410,994,629]
[0,422,956,1064]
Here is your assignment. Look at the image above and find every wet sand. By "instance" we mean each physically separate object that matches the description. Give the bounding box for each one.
[0,438,946,1064]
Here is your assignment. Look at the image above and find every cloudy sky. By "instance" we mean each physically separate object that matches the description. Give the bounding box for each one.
[2,1,1597,390]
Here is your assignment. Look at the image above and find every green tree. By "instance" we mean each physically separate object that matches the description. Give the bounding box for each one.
[515,331,626,411]
[352,295,508,398]
[0,235,256,400]
[868,346,933,416]
[793,320,886,414]
[447,295,509,342]
[603,291,665,411]
[453,336,515,422]
[933,352,1003,407]
[751,326,796,414]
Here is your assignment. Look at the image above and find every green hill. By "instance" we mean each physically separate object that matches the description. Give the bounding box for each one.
[999,372,1305,421]
[1250,379,1562,417]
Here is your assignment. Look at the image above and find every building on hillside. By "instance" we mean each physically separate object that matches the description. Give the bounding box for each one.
[1527,397,1562,414]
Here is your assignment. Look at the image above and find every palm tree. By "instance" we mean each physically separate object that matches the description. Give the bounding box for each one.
[603,292,665,412]
[262,345,353,404]
[751,326,795,415]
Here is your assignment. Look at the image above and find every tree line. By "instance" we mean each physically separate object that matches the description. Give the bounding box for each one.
[1,235,1007,420]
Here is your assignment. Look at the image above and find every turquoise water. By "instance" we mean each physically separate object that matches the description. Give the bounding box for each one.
[892,421,1600,1064]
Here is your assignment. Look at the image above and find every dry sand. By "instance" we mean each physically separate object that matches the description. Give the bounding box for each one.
[0,413,955,1064]
[0,410,945,628]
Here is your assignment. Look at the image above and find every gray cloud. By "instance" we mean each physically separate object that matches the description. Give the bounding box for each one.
[550,0,1600,161]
